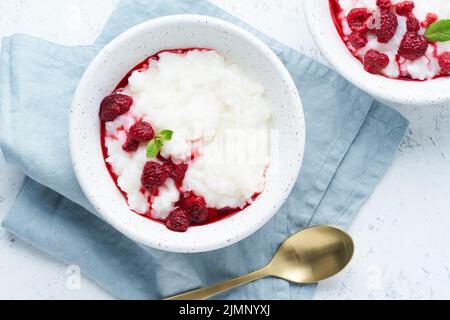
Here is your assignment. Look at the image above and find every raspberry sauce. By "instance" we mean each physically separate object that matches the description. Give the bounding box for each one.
[100,48,261,228]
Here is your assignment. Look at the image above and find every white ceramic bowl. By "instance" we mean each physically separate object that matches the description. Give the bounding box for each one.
[69,15,305,253]
[303,0,450,105]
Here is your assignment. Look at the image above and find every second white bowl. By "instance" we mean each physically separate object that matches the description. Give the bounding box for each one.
[303,0,450,105]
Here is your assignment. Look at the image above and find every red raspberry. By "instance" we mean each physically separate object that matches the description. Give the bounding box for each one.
[166,208,190,232]
[439,52,450,74]
[406,15,420,32]
[363,49,390,74]
[141,162,169,190]
[348,32,368,49]
[421,13,438,28]
[376,0,392,10]
[398,31,428,60]
[122,136,139,152]
[164,160,188,183]
[376,10,398,43]
[129,121,155,143]
[347,8,372,32]
[395,1,414,16]
[181,195,208,223]
[99,94,133,122]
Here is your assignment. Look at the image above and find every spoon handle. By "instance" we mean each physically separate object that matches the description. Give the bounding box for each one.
[165,266,271,300]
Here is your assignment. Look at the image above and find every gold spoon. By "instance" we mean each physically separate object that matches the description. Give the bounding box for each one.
[165,225,354,300]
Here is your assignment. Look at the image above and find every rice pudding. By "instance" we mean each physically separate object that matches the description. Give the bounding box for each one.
[99,49,272,232]
[331,0,450,80]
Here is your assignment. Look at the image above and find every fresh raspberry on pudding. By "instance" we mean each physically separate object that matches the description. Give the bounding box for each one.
[99,93,133,122]
[166,208,191,232]
[347,8,372,32]
[182,195,208,223]
[129,121,155,143]
[164,160,188,183]
[421,13,438,28]
[348,32,368,49]
[398,31,428,60]
[122,136,139,152]
[395,1,414,16]
[363,49,390,74]
[376,0,392,11]
[141,161,169,190]
[406,16,420,32]
[439,53,450,74]
[376,10,398,43]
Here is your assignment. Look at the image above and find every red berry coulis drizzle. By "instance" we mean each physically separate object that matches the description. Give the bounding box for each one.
[100,48,262,228]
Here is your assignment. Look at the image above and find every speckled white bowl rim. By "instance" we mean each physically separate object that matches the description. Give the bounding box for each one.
[303,0,450,105]
[69,14,305,253]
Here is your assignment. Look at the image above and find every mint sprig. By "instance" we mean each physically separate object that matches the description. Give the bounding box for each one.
[146,129,173,158]
[425,19,450,42]
[158,129,173,141]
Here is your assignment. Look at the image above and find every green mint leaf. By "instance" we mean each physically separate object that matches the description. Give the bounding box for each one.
[146,138,163,158]
[146,129,173,158]
[158,129,173,142]
[425,19,450,42]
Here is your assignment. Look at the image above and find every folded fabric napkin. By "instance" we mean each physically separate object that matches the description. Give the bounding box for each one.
[0,0,408,300]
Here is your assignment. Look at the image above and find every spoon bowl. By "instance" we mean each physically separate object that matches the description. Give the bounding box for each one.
[166,225,354,300]
[268,225,354,284]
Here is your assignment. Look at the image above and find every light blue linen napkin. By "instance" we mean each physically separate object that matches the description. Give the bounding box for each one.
[0,0,408,299]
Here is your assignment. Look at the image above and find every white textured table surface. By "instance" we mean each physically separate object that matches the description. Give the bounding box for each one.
[1,0,450,300]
